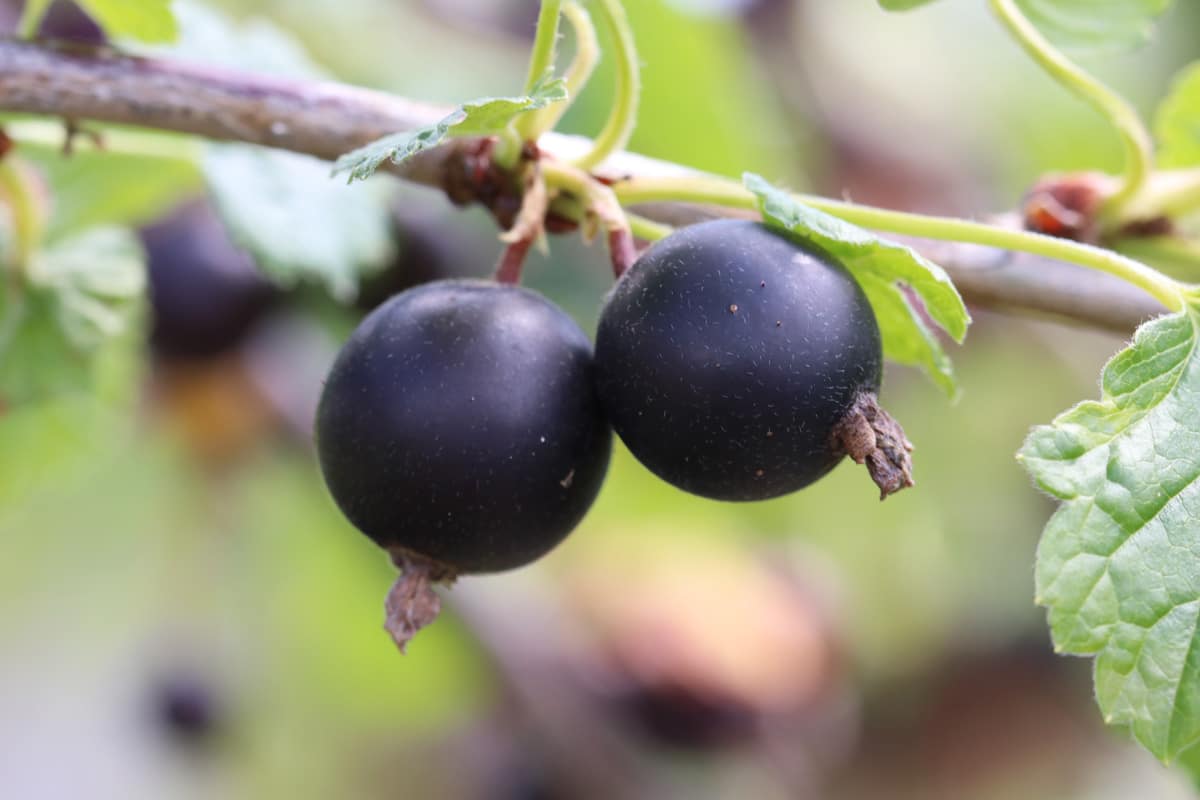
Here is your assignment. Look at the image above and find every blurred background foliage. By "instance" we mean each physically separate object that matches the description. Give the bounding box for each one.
[4,0,1200,798]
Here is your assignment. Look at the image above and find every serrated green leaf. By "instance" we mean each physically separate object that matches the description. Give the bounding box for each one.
[1015,0,1172,54]
[26,227,146,350]
[333,76,568,184]
[744,173,969,396]
[0,286,142,507]
[74,0,177,43]
[1021,294,1200,763]
[204,145,394,302]
[857,275,958,397]
[1156,61,1200,168]
[877,0,941,9]
[0,281,144,406]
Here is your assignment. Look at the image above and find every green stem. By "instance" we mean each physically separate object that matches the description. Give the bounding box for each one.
[500,1,565,164]
[572,0,640,171]
[543,160,628,229]
[523,0,564,94]
[1114,236,1200,282]
[614,176,758,211]
[1130,168,1200,220]
[614,174,1185,311]
[988,0,1154,221]
[543,160,637,275]
[628,213,672,242]
[526,2,600,138]
[542,159,592,199]
[16,0,52,39]
[0,158,45,270]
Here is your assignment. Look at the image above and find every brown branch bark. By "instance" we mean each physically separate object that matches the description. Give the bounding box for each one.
[0,39,445,161]
[0,38,1168,332]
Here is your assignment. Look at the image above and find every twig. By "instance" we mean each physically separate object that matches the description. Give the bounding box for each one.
[0,39,448,170]
[0,38,1169,331]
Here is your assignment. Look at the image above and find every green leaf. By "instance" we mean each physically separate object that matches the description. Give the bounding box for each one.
[74,0,177,42]
[1,228,145,405]
[1021,293,1200,763]
[333,76,568,184]
[0,279,142,510]
[0,396,126,512]
[30,148,202,240]
[26,227,146,350]
[1178,744,1200,788]
[1015,0,1172,54]
[1155,61,1200,168]
[137,1,396,299]
[744,174,970,397]
[0,289,94,402]
[877,0,941,9]
[0,227,143,404]
[204,146,395,302]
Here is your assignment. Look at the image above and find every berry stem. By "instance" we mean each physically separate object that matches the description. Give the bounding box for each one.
[627,213,672,242]
[525,2,600,139]
[987,0,1154,222]
[543,159,636,278]
[495,237,536,284]
[495,160,548,283]
[607,228,637,277]
[612,175,1187,311]
[572,0,640,171]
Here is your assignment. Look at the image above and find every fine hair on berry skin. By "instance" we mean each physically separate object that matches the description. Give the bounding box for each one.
[315,279,613,650]
[594,219,910,502]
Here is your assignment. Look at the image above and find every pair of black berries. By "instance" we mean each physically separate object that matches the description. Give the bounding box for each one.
[316,219,910,648]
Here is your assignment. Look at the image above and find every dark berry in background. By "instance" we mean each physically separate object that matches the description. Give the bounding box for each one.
[141,201,279,361]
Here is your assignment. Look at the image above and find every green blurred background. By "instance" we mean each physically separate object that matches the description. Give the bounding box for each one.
[4,1,1200,798]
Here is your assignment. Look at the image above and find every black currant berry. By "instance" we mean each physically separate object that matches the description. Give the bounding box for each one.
[316,280,612,648]
[595,219,911,502]
[152,674,223,750]
[142,202,278,361]
[621,684,757,750]
[2,0,104,42]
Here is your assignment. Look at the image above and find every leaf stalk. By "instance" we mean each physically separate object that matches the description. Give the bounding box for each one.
[987,0,1155,223]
